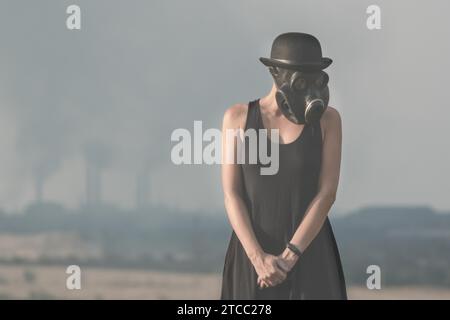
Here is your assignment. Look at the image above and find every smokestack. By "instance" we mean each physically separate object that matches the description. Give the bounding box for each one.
[83,142,112,207]
[31,158,61,204]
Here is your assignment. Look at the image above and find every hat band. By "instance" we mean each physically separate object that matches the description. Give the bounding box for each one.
[271,58,324,65]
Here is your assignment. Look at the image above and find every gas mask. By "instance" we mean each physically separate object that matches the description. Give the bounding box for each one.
[270,67,329,124]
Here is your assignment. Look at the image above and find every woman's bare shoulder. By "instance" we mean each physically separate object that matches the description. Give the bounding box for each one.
[222,102,249,129]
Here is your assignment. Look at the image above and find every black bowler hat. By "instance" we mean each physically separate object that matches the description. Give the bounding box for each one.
[260,32,332,71]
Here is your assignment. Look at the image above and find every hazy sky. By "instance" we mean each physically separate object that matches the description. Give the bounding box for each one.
[0,0,449,214]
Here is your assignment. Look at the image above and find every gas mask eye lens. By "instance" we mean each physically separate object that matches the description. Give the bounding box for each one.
[293,77,307,91]
[316,72,329,88]
[314,72,329,87]
[315,75,324,87]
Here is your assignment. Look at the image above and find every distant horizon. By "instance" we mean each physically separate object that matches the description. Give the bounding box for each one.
[1,200,448,217]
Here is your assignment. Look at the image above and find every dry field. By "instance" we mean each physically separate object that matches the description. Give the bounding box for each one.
[0,264,450,300]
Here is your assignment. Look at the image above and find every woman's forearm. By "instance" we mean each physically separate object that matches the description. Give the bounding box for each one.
[224,193,263,260]
[289,192,336,253]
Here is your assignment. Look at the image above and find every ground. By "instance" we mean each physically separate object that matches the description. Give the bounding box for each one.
[1,264,450,300]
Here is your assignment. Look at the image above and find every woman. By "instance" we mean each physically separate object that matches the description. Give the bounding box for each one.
[220,33,347,300]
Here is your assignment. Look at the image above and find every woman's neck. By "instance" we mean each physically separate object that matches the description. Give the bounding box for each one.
[259,83,281,116]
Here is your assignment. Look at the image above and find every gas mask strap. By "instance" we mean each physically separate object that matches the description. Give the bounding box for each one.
[289,71,302,89]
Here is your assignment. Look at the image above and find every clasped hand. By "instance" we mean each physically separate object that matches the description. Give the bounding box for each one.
[251,248,299,289]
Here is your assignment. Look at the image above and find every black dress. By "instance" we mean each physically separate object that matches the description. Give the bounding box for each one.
[220,99,347,300]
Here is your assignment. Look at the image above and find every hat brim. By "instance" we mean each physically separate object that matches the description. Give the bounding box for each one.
[259,57,332,71]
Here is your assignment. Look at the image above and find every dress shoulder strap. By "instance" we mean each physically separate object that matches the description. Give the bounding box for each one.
[244,99,260,131]
[310,118,323,145]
